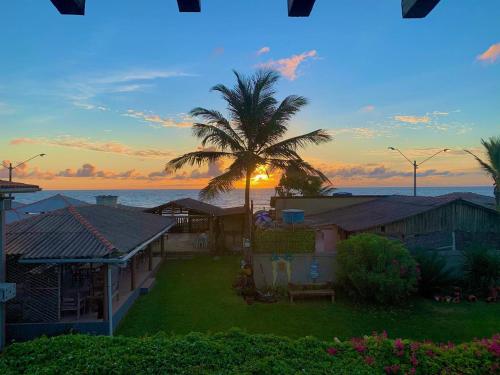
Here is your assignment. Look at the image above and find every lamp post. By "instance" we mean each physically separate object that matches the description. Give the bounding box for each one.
[388,147,449,196]
[2,154,46,182]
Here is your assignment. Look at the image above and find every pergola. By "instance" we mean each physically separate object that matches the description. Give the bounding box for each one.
[49,0,441,18]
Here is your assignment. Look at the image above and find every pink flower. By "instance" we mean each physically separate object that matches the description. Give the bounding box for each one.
[394,338,405,351]
[410,355,419,367]
[327,347,338,356]
[410,342,420,352]
[487,342,500,357]
[425,349,435,358]
[384,364,401,374]
[409,367,417,375]
[364,356,375,365]
[351,338,367,353]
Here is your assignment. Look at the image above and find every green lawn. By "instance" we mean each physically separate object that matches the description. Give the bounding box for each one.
[117,255,500,343]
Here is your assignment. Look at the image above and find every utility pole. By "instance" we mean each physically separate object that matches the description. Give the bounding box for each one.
[388,147,449,196]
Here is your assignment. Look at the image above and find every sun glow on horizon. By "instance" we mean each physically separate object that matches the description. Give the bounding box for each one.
[250,166,273,185]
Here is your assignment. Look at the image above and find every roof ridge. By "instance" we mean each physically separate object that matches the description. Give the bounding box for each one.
[68,206,116,252]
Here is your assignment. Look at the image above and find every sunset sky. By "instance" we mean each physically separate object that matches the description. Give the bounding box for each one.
[1,0,499,190]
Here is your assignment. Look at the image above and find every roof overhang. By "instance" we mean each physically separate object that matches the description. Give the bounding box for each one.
[18,221,175,265]
[0,181,41,195]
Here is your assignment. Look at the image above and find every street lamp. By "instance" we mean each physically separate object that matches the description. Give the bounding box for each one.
[1,153,46,181]
[388,147,449,196]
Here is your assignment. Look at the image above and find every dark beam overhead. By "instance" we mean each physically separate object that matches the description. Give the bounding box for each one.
[402,0,441,18]
[177,0,201,12]
[288,0,316,17]
[50,0,85,15]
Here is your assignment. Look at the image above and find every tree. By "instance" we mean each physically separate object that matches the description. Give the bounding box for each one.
[275,165,335,197]
[166,70,332,234]
[465,136,500,208]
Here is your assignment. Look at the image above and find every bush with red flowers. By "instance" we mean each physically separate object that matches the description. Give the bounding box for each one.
[0,329,498,374]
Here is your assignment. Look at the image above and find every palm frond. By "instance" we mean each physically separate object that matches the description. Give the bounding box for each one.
[192,123,244,152]
[267,158,330,183]
[261,129,332,157]
[165,151,232,173]
[464,149,499,185]
[199,159,245,200]
[190,107,245,147]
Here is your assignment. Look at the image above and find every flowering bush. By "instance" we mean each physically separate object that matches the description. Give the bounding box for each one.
[336,234,418,304]
[0,330,498,374]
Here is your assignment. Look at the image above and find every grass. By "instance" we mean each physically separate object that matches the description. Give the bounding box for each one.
[117,255,500,343]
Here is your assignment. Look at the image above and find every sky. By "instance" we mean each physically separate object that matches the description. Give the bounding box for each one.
[0,0,499,190]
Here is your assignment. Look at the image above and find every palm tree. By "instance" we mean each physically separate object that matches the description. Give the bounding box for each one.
[465,136,500,208]
[166,70,332,233]
[276,165,335,197]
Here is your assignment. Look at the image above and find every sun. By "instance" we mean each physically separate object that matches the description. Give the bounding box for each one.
[250,166,271,185]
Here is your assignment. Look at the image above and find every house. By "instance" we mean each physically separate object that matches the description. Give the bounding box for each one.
[6,193,88,224]
[5,204,175,341]
[307,194,500,253]
[0,180,41,350]
[146,198,246,253]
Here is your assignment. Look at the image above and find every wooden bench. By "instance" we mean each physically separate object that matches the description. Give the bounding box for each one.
[289,289,335,303]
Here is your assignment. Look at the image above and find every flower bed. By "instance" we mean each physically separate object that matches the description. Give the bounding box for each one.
[1,330,499,374]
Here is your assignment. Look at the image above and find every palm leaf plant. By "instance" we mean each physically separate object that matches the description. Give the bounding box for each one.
[465,136,500,208]
[166,70,332,234]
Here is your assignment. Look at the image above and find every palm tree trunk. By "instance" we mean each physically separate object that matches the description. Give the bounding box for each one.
[244,169,252,238]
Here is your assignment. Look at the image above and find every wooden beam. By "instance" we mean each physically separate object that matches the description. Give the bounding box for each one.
[130,257,136,291]
[50,0,85,15]
[288,0,316,17]
[160,235,165,257]
[148,246,153,271]
[402,0,441,18]
[177,0,200,12]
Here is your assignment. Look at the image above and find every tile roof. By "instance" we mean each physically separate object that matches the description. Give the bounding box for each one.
[307,194,498,232]
[0,180,40,193]
[147,198,244,217]
[6,205,175,261]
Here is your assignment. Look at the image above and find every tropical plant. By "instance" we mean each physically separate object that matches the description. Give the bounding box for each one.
[465,136,500,208]
[335,234,418,304]
[275,165,335,197]
[166,70,332,233]
[462,244,500,294]
[412,248,456,297]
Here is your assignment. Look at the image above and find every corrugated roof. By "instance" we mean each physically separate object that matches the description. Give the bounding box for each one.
[0,180,40,193]
[6,205,175,260]
[147,198,243,217]
[6,194,89,224]
[438,192,496,209]
[307,195,499,232]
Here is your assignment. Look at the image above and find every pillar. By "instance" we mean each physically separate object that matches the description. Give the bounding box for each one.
[148,246,153,271]
[130,257,136,291]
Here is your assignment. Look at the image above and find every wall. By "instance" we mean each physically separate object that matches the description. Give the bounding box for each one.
[274,196,378,217]
[253,253,336,289]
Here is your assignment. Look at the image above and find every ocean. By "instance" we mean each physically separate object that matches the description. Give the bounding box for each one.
[12,186,494,210]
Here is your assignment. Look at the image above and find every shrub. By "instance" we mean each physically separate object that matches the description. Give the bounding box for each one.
[336,234,418,304]
[253,228,315,254]
[462,244,500,294]
[413,248,456,297]
[0,330,498,375]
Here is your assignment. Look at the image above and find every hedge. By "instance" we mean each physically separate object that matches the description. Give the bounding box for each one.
[253,228,315,254]
[1,330,499,374]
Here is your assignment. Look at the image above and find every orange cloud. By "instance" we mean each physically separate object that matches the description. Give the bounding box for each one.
[10,136,173,159]
[360,105,375,113]
[394,115,430,124]
[477,43,500,63]
[258,50,317,80]
[257,46,271,55]
[124,110,193,128]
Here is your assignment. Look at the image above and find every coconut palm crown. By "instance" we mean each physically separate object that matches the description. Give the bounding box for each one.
[465,136,500,207]
[166,70,332,219]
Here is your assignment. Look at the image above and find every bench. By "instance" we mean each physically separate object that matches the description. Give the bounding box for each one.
[289,289,335,303]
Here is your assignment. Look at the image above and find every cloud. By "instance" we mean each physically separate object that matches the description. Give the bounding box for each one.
[329,127,390,139]
[258,50,317,80]
[477,43,500,63]
[124,110,193,128]
[322,164,465,180]
[10,136,173,159]
[360,105,375,113]
[213,47,225,56]
[93,70,193,85]
[57,163,143,179]
[257,46,271,55]
[0,160,56,180]
[394,115,431,124]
